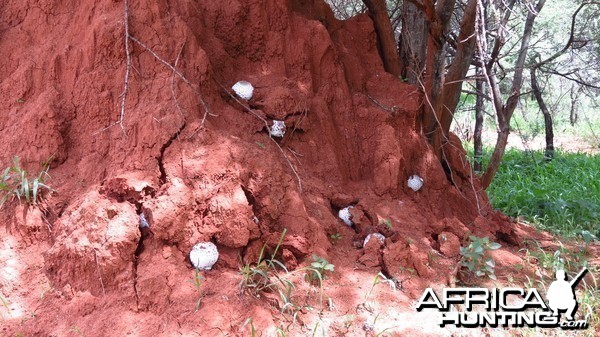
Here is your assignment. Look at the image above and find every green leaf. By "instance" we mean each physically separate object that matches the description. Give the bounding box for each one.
[488,242,501,250]
[1,167,10,181]
[0,194,8,208]
[32,179,39,205]
[22,177,30,202]
[37,182,54,192]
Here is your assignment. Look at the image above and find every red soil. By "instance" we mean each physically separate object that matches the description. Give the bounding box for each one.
[2,1,588,336]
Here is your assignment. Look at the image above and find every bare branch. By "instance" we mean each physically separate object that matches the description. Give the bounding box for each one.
[530,2,600,69]
[214,79,303,192]
[541,68,600,89]
[96,0,132,134]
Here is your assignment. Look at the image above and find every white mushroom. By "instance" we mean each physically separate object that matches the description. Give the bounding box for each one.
[338,206,354,227]
[407,175,424,191]
[269,120,286,138]
[189,242,219,270]
[232,81,254,100]
[363,233,386,247]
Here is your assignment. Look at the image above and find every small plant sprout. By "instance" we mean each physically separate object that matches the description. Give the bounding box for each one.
[329,233,342,244]
[459,236,501,280]
[379,218,392,229]
[365,272,396,302]
[239,229,288,296]
[0,156,54,208]
[189,269,205,312]
[70,326,84,336]
[306,255,334,286]
[238,229,331,323]
[242,318,259,337]
[1,294,8,310]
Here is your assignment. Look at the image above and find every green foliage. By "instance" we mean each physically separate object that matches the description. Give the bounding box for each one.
[487,149,600,236]
[521,240,599,327]
[459,236,501,280]
[365,272,396,303]
[239,229,328,328]
[239,258,272,296]
[189,269,204,312]
[242,318,259,337]
[329,233,342,244]
[0,156,54,209]
[305,255,334,286]
[379,218,392,229]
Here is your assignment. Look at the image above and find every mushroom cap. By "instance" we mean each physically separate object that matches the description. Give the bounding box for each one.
[189,242,219,270]
[232,81,254,100]
[407,175,424,191]
[338,206,354,227]
[363,233,385,247]
[269,120,286,138]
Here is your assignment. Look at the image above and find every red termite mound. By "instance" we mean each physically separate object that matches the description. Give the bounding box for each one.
[0,0,516,335]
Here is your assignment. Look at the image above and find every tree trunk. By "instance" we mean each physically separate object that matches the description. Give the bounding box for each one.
[421,0,456,140]
[438,0,478,137]
[398,1,427,84]
[530,67,554,161]
[428,0,478,158]
[481,0,546,189]
[481,127,509,189]
[569,84,579,126]
[362,0,401,77]
[474,67,484,172]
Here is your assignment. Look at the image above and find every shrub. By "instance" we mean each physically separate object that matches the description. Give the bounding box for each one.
[305,255,334,286]
[0,156,54,208]
[459,236,501,280]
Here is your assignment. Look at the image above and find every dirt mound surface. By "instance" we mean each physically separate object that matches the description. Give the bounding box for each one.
[1,0,517,335]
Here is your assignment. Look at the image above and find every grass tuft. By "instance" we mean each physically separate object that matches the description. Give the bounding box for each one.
[0,156,54,209]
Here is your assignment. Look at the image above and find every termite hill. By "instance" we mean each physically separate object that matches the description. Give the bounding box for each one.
[0,0,517,335]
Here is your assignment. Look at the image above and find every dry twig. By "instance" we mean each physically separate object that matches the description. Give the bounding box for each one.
[215,80,303,192]
[94,250,106,298]
[98,0,212,134]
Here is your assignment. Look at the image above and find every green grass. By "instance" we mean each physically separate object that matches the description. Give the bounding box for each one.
[0,156,54,209]
[487,149,600,237]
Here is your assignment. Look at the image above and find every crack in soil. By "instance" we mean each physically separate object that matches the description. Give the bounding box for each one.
[132,255,140,309]
[133,120,186,308]
[157,121,187,186]
[132,209,154,310]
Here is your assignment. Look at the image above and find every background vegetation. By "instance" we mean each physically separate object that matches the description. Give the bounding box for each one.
[326,0,599,238]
